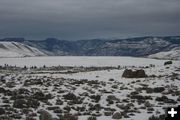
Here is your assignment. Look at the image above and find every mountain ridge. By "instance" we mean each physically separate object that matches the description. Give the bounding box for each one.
[0,36,180,57]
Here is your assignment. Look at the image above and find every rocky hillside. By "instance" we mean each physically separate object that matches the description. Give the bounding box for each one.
[0,36,180,57]
[0,42,45,58]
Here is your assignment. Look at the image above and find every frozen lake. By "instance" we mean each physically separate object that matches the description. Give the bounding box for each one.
[0,56,170,67]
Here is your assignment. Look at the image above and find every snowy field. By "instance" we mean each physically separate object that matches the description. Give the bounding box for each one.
[0,56,169,67]
[0,56,179,120]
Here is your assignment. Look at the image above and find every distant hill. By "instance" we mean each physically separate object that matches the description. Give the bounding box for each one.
[0,36,180,58]
[0,42,45,58]
[149,47,180,60]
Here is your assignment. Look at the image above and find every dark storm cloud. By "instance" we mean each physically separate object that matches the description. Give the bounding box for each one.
[0,0,179,40]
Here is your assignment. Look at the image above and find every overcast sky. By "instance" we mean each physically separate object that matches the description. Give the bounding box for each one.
[0,0,179,40]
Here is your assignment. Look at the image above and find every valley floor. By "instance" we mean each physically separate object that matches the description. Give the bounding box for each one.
[0,57,179,120]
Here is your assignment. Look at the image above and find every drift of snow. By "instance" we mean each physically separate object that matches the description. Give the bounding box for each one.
[0,42,45,58]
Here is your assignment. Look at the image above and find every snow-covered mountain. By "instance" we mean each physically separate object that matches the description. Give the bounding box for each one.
[149,47,180,60]
[0,36,180,57]
[0,42,45,58]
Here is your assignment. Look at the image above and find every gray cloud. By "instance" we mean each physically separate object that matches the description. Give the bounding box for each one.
[0,0,180,40]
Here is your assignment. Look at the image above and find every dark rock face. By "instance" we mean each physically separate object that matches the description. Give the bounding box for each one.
[122,69,147,78]
[164,61,173,65]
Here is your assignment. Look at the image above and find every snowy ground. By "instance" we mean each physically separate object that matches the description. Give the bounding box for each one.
[0,56,168,67]
[0,57,179,120]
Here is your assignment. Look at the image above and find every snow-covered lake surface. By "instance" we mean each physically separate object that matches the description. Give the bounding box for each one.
[0,56,170,67]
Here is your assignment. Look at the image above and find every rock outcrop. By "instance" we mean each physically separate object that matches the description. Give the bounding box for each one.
[122,69,147,78]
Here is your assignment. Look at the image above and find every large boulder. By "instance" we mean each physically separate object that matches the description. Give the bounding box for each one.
[122,69,147,78]
[164,61,172,66]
